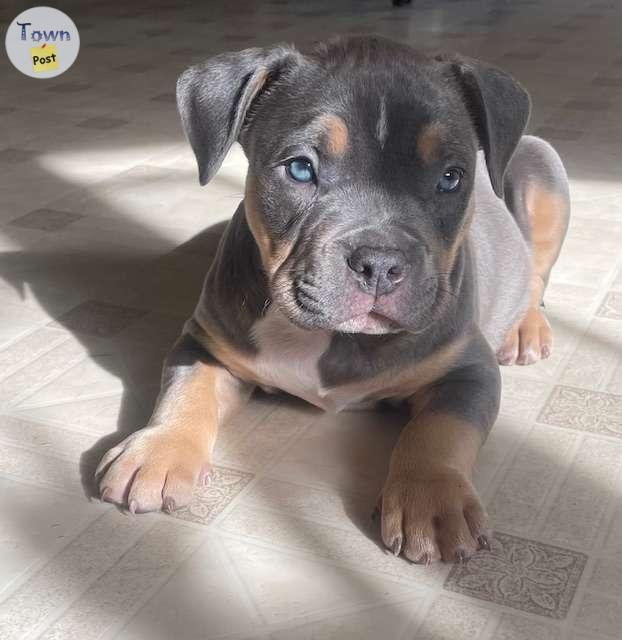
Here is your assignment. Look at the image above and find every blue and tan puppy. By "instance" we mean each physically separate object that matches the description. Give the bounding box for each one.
[96,36,570,563]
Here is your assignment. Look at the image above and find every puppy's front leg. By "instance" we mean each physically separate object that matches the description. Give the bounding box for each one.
[380,344,500,563]
[96,334,253,513]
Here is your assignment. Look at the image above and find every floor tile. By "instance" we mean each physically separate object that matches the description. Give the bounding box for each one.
[538,385,622,437]
[444,532,587,619]
[170,466,254,526]
[52,300,148,338]
[75,116,129,130]
[9,208,83,232]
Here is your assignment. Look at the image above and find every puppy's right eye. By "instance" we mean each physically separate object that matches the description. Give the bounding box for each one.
[286,157,315,183]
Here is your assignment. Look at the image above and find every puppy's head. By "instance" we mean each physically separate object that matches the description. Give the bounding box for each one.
[177,36,530,334]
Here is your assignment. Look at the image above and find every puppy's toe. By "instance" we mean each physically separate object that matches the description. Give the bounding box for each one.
[497,327,519,366]
[97,428,207,514]
[517,307,552,365]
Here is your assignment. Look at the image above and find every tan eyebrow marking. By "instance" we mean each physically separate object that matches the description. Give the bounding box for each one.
[317,114,349,156]
[418,122,443,164]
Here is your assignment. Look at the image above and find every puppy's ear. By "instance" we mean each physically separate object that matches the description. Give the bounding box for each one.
[177,46,300,185]
[438,54,531,198]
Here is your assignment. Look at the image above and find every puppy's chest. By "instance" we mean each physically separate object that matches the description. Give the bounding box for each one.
[250,310,375,412]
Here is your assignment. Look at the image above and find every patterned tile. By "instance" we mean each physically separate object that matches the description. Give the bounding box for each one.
[444,532,587,619]
[0,148,37,164]
[9,208,83,231]
[51,300,148,338]
[596,291,622,319]
[75,116,129,130]
[538,385,622,437]
[170,465,254,525]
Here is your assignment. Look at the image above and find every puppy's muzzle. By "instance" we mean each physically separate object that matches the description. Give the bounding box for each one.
[346,245,409,296]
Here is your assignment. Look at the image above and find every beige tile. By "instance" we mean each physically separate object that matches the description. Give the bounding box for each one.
[227,538,422,626]
[0,478,102,596]
[415,595,491,640]
[0,510,153,640]
[114,535,260,640]
[596,291,622,320]
[219,504,448,587]
[539,436,622,549]
[487,426,577,535]
[576,591,622,637]
[267,600,424,640]
[493,613,562,640]
[38,520,206,640]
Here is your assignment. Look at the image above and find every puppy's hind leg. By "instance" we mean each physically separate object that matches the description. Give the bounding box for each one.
[497,135,570,366]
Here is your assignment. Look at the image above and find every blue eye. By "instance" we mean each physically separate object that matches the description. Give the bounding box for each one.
[286,157,315,183]
[437,167,464,193]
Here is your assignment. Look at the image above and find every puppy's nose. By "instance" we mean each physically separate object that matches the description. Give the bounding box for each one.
[347,246,407,295]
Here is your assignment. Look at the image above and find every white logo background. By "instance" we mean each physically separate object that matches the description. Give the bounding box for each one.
[5,6,80,79]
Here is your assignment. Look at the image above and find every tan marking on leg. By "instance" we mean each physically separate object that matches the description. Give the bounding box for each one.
[526,184,568,284]
[98,352,251,513]
[316,114,349,156]
[417,122,443,164]
[498,183,568,366]
[381,413,488,564]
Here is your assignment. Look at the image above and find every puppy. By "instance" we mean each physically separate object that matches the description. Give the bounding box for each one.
[96,36,570,564]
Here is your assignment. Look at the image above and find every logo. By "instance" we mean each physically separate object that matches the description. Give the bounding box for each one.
[5,7,80,78]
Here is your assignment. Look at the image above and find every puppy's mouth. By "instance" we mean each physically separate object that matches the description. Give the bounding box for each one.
[335,310,401,334]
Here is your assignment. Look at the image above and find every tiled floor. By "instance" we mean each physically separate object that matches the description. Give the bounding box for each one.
[1,0,622,638]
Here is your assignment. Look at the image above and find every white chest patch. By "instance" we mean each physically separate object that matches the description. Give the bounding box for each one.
[250,309,370,412]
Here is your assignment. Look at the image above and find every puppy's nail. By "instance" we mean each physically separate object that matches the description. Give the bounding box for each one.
[541,344,551,359]
[413,552,431,565]
[391,536,403,557]
[128,499,138,515]
[199,465,212,486]
[162,496,176,513]
[478,535,491,551]
[455,549,468,564]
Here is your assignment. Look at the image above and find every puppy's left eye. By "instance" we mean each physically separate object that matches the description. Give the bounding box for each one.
[437,167,464,193]
[286,157,316,183]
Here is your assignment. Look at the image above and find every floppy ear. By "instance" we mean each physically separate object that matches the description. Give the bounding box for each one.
[176,46,299,186]
[439,55,531,198]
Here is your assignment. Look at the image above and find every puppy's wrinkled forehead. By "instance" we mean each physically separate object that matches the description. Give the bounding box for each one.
[251,60,474,179]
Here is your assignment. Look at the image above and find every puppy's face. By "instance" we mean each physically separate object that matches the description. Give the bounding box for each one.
[177,37,530,334]
[244,69,478,334]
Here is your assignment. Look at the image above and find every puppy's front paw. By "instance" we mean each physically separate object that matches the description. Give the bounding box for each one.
[95,427,211,514]
[379,468,490,564]
[497,306,552,366]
